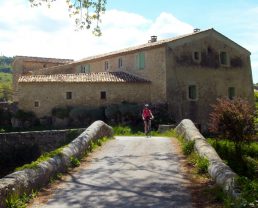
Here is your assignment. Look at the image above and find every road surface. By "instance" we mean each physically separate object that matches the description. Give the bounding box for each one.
[30,136,192,208]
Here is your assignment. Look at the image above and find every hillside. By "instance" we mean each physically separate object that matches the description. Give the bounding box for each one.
[0,56,13,101]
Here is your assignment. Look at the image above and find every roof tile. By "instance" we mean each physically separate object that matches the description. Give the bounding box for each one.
[18,71,150,83]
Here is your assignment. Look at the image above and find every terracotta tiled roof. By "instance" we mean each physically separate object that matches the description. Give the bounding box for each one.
[18,71,150,83]
[15,56,73,64]
[74,29,212,63]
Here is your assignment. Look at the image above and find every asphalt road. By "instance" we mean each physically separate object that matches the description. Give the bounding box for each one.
[31,136,192,208]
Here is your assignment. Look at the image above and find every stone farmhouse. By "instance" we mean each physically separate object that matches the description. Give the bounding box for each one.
[13,28,254,131]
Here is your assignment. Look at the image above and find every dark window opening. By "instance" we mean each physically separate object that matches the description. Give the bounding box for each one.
[220,51,229,65]
[100,91,106,100]
[105,61,109,71]
[118,58,123,68]
[193,51,201,62]
[34,101,39,107]
[188,85,197,100]
[228,87,235,100]
[66,92,72,100]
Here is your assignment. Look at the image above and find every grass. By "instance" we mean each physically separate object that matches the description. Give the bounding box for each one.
[6,191,37,208]
[207,138,258,179]
[206,137,258,208]
[15,146,65,171]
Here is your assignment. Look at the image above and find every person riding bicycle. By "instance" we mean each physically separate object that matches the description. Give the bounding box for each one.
[142,104,154,135]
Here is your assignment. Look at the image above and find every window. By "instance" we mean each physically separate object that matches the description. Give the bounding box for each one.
[188,85,197,100]
[81,64,90,73]
[100,91,106,100]
[118,58,123,68]
[192,51,201,63]
[220,51,229,66]
[104,61,109,71]
[228,87,235,100]
[66,92,72,100]
[34,101,39,107]
[137,52,145,69]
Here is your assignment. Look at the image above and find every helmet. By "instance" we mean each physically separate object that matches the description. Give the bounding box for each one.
[145,104,149,107]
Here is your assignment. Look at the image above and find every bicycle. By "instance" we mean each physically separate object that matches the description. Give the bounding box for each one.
[145,118,153,137]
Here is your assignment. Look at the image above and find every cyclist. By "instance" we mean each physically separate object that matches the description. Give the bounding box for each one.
[142,104,154,136]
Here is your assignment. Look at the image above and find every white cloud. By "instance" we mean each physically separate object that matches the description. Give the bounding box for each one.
[0,0,194,60]
[148,12,193,37]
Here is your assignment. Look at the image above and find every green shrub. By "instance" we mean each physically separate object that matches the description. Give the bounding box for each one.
[69,106,105,126]
[105,104,120,123]
[14,110,36,121]
[52,107,70,119]
[196,156,209,174]
[5,191,36,208]
[113,125,132,135]
[243,156,258,179]
[182,140,195,155]
[70,156,80,167]
[209,97,255,159]
[224,177,258,208]
[208,138,257,179]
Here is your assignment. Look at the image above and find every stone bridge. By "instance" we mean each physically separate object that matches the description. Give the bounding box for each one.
[0,120,238,208]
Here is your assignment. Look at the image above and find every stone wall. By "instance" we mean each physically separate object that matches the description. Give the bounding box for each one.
[175,119,239,198]
[32,46,168,104]
[166,30,254,131]
[0,120,113,208]
[18,82,151,117]
[0,128,84,169]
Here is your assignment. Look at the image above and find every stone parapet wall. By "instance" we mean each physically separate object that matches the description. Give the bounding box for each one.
[0,120,113,208]
[175,119,239,197]
[0,128,85,168]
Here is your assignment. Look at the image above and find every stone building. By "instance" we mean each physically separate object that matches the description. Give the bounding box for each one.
[12,56,73,101]
[15,28,254,131]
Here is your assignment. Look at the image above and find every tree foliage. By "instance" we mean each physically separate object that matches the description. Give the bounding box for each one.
[209,97,255,156]
[29,0,106,36]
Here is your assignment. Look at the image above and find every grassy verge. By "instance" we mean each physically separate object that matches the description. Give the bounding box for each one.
[207,138,258,208]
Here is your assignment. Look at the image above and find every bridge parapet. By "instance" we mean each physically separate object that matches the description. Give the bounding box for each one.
[175,119,239,198]
[0,120,113,208]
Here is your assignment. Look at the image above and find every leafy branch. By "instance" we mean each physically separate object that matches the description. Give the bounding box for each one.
[29,0,106,36]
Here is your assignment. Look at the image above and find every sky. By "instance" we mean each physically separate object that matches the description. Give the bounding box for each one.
[0,0,258,82]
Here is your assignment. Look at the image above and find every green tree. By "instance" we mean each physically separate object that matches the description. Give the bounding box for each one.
[29,0,106,36]
[209,97,255,158]
[0,84,12,101]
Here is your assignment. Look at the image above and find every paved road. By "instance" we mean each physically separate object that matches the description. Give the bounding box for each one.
[31,136,192,208]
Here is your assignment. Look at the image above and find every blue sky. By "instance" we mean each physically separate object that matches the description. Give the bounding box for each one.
[0,0,258,82]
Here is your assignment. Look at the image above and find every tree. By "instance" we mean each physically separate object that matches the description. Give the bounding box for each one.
[209,97,255,158]
[29,0,106,36]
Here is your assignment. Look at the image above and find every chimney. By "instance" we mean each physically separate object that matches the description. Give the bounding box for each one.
[193,28,201,33]
[149,35,157,43]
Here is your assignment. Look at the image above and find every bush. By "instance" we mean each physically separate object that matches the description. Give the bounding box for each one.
[113,125,132,135]
[70,156,80,167]
[182,140,195,155]
[196,156,209,174]
[52,107,70,119]
[69,106,105,126]
[151,103,174,127]
[105,102,141,125]
[208,138,258,179]
[209,97,255,158]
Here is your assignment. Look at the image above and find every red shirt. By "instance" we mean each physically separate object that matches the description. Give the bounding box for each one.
[142,108,152,120]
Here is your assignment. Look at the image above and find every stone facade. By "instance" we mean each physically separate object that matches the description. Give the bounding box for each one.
[18,81,150,117]
[14,29,254,131]
[166,30,254,131]
[12,56,73,102]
